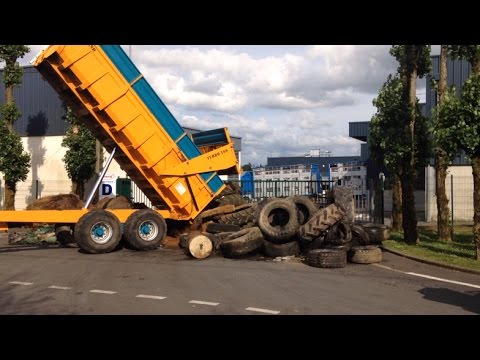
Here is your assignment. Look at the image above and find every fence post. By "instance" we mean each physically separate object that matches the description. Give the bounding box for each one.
[451,174,454,240]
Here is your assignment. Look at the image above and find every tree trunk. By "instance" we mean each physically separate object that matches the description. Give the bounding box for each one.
[435,153,450,241]
[401,46,419,244]
[4,182,15,210]
[436,45,451,241]
[392,174,402,231]
[72,181,83,199]
[472,156,480,260]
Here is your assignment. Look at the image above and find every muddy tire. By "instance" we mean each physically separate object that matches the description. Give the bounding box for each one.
[263,240,300,258]
[297,203,346,242]
[206,222,241,233]
[299,235,325,254]
[348,245,382,264]
[362,224,391,244]
[215,193,246,207]
[217,206,256,226]
[55,224,77,248]
[305,248,347,268]
[256,198,299,244]
[350,223,370,245]
[123,209,167,251]
[74,210,122,254]
[325,222,352,245]
[220,227,264,258]
[287,195,318,225]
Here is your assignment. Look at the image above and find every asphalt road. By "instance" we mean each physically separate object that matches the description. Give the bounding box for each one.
[0,238,479,315]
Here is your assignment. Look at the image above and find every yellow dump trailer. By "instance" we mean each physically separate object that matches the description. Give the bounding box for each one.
[0,45,239,254]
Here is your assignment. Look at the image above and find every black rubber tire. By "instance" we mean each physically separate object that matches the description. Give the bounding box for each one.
[299,235,325,254]
[257,198,299,244]
[323,244,352,252]
[253,198,275,224]
[55,223,77,248]
[297,203,346,242]
[123,210,167,251]
[362,224,390,244]
[263,240,300,258]
[206,222,241,233]
[325,222,352,245]
[305,248,347,268]
[208,231,237,250]
[217,207,256,226]
[220,227,264,258]
[215,193,246,207]
[74,210,122,254]
[348,245,382,264]
[287,195,318,225]
[350,223,370,245]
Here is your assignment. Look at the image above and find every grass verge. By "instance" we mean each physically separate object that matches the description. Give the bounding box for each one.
[382,226,480,272]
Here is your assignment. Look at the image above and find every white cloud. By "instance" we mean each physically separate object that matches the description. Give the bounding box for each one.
[17,45,435,166]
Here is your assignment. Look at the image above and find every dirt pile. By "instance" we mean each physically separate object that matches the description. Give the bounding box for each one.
[26,194,84,210]
[91,196,132,209]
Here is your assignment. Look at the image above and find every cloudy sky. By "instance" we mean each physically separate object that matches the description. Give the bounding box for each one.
[19,45,438,166]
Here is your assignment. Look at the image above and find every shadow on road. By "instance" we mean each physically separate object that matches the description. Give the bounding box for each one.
[418,287,480,314]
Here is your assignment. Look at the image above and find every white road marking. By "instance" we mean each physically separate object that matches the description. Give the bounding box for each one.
[189,300,219,306]
[48,285,71,290]
[136,294,166,300]
[246,307,280,315]
[406,272,480,289]
[373,263,480,289]
[89,289,117,294]
[9,281,33,286]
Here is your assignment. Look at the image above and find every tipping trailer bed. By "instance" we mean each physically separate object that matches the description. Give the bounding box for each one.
[0,45,239,253]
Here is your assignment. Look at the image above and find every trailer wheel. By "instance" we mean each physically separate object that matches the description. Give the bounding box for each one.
[55,224,77,248]
[74,210,122,254]
[123,210,167,251]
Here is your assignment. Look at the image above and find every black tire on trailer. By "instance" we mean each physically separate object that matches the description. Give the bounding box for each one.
[350,223,370,245]
[257,198,299,244]
[325,221,352,245]
[220,227,264,258]
[123,209,167,251]
[305,248,347,269]
[263,240,300,258]
[347,245,382,264]
[74,210,122,254]
[287,195,318,225]
[55,224,77,248]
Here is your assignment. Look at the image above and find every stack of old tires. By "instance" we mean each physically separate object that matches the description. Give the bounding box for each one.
[182,193,390,267]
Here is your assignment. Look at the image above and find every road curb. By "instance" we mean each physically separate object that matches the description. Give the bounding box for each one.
[380,246,480,276]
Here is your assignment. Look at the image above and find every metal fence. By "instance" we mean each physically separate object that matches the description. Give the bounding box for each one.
[231,179,372,221]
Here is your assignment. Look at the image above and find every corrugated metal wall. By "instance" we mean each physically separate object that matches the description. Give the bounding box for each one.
[0,66,68,136]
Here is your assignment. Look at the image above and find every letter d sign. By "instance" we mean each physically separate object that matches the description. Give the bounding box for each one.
[102,184,112,196]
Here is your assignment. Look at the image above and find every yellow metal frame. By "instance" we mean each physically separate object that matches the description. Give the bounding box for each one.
[29,45,239,222]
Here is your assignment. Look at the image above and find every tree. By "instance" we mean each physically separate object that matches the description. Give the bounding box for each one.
[61,107,96,199]
[390,45,432,244]
[369,75,430,231]
[369,75,405,231]
[437,45,480,259]
[0,45,31,210]
[431,45,452,241]
[242,163,253,172]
